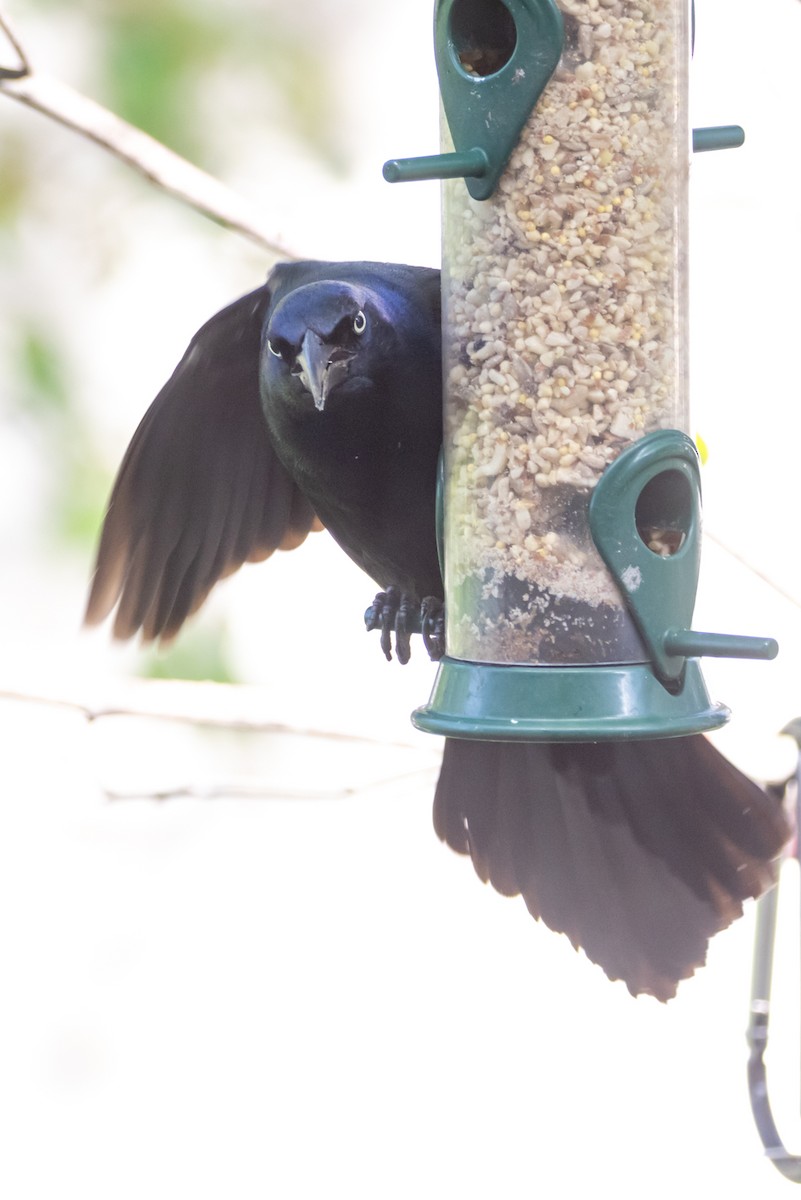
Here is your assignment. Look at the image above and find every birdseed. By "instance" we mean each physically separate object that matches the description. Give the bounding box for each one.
[441,0,689,664]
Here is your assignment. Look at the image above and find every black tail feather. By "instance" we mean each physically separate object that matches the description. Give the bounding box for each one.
[433,735,790,1000]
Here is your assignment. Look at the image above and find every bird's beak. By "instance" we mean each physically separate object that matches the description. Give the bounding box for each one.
[294,330,353,412]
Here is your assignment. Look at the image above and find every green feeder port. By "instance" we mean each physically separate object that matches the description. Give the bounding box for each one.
[413,431,777,741]
[384,0,564,201]
[388,0,775,741]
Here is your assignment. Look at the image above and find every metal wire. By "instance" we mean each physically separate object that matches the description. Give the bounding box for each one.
[747,743,801,1182]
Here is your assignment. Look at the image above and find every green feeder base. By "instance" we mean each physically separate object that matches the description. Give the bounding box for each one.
[412,656,729,742]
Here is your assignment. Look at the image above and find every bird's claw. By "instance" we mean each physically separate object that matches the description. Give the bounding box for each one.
[364,587,444,664]
[365,586,409,663]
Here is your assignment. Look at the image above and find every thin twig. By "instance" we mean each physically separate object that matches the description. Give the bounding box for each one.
[0,681,441,802]
[0,8,299,257]
[0,683,428,750]
[103,765,439,804]
[705,531,801,613]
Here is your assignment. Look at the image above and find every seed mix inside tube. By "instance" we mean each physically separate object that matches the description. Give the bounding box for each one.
[442,0,689,665]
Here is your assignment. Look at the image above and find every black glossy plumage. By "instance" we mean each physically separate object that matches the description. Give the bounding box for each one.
[84,284,319,641]
[85,260,789,999]
[261,262,443,600]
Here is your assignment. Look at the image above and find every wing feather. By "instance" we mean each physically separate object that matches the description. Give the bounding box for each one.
[85,285,319,643]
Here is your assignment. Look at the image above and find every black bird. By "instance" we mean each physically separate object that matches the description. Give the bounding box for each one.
[85,260,789,1000]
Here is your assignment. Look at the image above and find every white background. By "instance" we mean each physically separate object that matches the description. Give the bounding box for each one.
[1,1,800,1196]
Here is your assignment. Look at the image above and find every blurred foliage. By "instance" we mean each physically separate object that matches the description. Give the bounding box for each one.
[57,454,112,548]
[142,623,239,684]
[99,4,220,162]
[17,324,70,415]
[10,321,109,548]
[0,132,30,225]
[94,0,345,171]
[1,0,350,683]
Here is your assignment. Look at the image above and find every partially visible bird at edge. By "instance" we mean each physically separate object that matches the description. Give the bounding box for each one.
[84,260,791,1001]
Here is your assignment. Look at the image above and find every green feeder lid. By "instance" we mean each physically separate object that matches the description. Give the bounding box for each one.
[412,656,729,742]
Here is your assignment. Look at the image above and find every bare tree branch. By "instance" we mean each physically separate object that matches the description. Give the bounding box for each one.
[0,7,300,257]
[0,679,441,803]
[0,678,428,748]
[0,3,26,77]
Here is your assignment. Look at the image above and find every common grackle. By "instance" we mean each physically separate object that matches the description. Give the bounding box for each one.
[85,260,789,1000]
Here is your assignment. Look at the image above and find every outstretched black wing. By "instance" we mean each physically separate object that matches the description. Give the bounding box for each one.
[85,284,319,643]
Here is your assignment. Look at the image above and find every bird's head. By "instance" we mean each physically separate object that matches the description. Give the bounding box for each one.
[262,280,391,414]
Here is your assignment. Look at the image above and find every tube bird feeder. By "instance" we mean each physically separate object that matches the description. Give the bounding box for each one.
[386,0,776,739]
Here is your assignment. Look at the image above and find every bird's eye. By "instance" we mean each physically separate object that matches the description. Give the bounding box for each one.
[353,310,367,336]
[267,340,283,358]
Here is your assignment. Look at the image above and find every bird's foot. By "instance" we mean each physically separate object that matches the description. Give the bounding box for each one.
[364,586,415,664]
[364,588,445,664]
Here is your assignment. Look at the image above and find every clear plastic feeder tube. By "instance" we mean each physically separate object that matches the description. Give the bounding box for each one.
[441,0,690,665]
